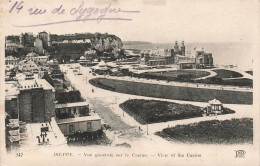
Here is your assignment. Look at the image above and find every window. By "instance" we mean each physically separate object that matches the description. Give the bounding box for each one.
[69,124,74,133]
[87,122,92,131]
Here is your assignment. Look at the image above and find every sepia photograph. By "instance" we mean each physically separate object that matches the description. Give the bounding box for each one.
[0,0,259,166]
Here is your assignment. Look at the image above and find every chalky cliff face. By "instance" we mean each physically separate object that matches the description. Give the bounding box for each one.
[48,33,123,62]
[90,35,123,52]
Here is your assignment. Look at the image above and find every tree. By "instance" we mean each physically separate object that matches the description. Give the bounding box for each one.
[80,107,88,116]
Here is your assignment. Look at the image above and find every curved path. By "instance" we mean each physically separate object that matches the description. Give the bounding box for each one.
[193,69,217,80]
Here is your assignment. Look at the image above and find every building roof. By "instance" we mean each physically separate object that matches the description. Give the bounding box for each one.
[8,129,20,136]
[5,82,19,99]
[6,56,19,60]
[55,102,89,109]
[8,135,20,142]
[18,78,54,91]
[56,114,101,124]
[33,56,49,59]
[36,78,55,91]
[79,56,86,60]
[85,50,96,55]
[26,52,37,57]
[208,99,222,105]
[6,43,18,47]
[98,60,107,67]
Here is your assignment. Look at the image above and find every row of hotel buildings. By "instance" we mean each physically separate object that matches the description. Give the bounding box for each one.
[138,41,214,69]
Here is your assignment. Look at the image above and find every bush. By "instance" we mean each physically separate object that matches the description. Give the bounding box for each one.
[55,90,84,104]
[119,99,204,124]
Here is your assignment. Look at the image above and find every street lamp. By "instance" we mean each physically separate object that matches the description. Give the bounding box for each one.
[146,122,148,135]
[146,110,149,135]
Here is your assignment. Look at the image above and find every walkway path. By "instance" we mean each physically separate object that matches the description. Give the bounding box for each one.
[193,69,217,80]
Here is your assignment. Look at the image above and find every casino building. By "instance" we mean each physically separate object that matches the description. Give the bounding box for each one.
[139,41,214,69]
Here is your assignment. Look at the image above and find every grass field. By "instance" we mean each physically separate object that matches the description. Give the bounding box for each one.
[119,99,235,124]
[155,118,253,144]
[212,69,243,78]
[89,78,253,104]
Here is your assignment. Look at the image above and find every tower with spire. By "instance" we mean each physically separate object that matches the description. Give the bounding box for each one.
[174,41,179,52]
[181,41,185,56]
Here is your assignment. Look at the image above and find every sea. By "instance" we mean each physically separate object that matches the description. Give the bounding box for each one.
[123,42,254,70]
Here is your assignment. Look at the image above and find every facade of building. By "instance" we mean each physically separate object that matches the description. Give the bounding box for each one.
[54,102,102,136]
[91,60,110,74]
[5,42,19,51]
[18,60,40,74]
[38,31,51,48]
[34,38,44,54]
[195,50,214,68]
[139,50,174,66]
[25,52,49,65]
[56,115,102,136]
[77,56,89,66]
[203,99,223,116]
[5,79,55,123]
[5,56,19,65]
[33,56,49,65]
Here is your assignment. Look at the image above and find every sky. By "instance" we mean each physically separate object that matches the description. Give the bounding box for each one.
[3,0,259,43]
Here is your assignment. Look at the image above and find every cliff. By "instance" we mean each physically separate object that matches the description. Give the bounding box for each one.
[50,33,123,52]
[48,33,124,62]
[90,34,123,52]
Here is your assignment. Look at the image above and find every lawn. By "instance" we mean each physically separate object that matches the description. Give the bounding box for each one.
[221,78,253,87]
[195,77,253,87]
[155,118,253,144]
[89,78,253,104]
[119,99,235,124]
[212,69,243,78]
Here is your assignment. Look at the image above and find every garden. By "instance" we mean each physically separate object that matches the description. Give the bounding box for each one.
[155,118,253,144]
[119,99,235,124]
